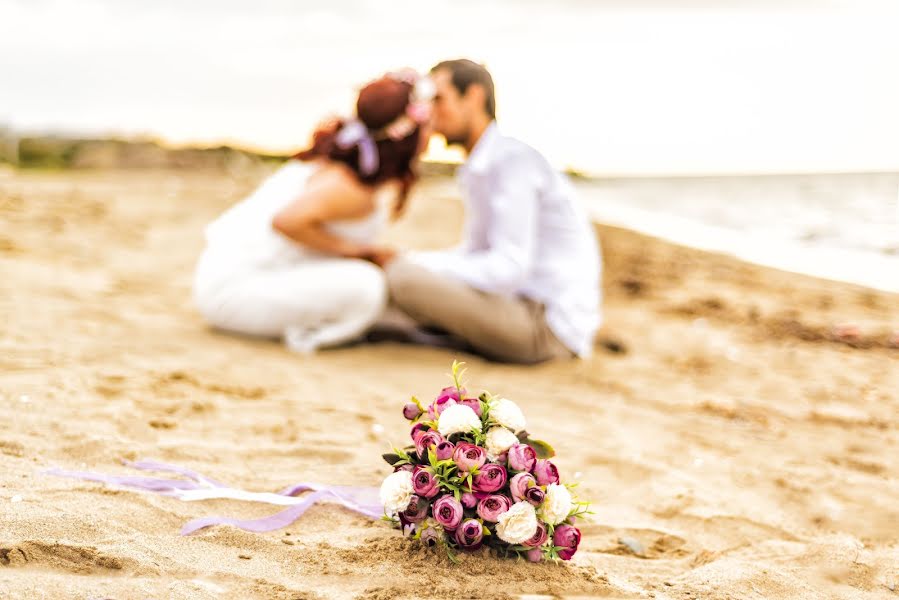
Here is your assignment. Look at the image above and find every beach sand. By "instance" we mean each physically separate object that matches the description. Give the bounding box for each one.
[1,166,897,599]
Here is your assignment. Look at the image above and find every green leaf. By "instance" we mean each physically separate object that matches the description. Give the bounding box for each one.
[381,453,402,466]
[451,360,467,393]
[525,438,556,459]
[392,446,412,462]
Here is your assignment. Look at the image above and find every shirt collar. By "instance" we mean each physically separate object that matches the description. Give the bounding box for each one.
[460,121,499,177]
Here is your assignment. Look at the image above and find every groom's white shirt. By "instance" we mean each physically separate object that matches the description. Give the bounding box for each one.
[411,122,601,357]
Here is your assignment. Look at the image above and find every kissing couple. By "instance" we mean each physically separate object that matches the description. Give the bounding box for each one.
[193,59,601,364]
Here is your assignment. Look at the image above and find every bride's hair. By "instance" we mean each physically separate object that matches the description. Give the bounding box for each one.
[293,76,422,215]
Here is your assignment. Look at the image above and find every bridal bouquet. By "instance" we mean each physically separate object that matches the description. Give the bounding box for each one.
[379,362,589,562]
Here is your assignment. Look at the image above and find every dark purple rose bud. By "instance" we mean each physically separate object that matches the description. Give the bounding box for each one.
[473,463,507,493]
[526,548,544,562]
[433,495,464,531]
[435,440,455,461]
[410,423,430,443]
[507,444,537,472]
[394,463,414,473]
[411,465,440,499]
[452,442,487,472]
[509,472,537,503]
[476,494,512,522]
[401,494,429,523]
[403,402,422,421]
[420,526,440,547]
[460,492,478,509]
[553,524,582,560]
[415,430,444,460]
[459,397,483,417]
[523,521,548,547]
[429,386,461,419]
[401,520,417,537]
[534,459,560,486]
[525,486,545,506]
[454,518,484,551]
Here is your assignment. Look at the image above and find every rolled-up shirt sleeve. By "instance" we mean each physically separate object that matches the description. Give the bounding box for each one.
[410,153,540,295]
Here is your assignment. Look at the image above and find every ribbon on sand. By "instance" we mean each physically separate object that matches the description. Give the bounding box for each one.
[45,460,383,535]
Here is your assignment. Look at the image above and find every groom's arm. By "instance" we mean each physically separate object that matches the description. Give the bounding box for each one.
[412,157,540,295]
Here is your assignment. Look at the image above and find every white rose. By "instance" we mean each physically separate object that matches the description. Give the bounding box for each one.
[489,397,526,432]
[484,426,519,460]
[437,404,482,437]
[540,483,573,526]
[495,501,538,544]
[379,470,414,516]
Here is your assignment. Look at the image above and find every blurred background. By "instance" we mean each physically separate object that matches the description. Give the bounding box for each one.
[2,0,898,290]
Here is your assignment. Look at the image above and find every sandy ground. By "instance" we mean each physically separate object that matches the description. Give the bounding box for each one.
[1,166,898,600]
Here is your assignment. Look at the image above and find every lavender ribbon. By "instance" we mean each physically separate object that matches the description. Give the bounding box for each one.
[45,460,383,535]
[335,119,379,176]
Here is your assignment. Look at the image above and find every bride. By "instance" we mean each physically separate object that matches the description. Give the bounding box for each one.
[193,70,434,352]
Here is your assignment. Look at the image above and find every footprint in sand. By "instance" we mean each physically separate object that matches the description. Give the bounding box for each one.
[154,370,268,399]
[0,440,25,457]
[582,526,689,560]
[0,541,135,574]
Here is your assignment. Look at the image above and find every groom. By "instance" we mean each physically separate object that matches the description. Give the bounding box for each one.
[384,59,602,363]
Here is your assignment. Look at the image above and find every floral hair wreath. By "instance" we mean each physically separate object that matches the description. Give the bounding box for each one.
[334,69,436,176]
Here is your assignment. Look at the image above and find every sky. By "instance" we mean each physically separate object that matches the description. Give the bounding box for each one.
[2,0,898,175]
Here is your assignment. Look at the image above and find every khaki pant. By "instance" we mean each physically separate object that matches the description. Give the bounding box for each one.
[385,258,573,364]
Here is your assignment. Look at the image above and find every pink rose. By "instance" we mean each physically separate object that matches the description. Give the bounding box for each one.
[534,459,560,486]
[476,494,512,522]
[406,101,432,124]
[410,423,430,443]
[420,526,440,547]
[435,440,455,461]
[472,463,507,493]
[508,444,537,472]
[429,386,461,419]
[460,397,483,417]
[460,492,478,509]
[412,465,440,499]
[509,472,537,503]
[415,430,444,460]
[454,518,484,551]
[523,521,547,547]
[401,494,429,523]
[432,495,463,531]
[526,548,544,562]
[453,442,487,472]
[403,403,422,420]
[553,524,581,560]
[525,486,545,506]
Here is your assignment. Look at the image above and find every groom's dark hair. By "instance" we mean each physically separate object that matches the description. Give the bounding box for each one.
[431,59,496,120]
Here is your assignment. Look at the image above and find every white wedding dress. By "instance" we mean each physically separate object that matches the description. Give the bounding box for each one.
[193,160,394,352]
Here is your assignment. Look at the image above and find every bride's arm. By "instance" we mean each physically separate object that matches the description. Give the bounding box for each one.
[271,169,379,259]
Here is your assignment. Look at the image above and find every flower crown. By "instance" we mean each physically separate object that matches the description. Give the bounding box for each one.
[335,69,436,176]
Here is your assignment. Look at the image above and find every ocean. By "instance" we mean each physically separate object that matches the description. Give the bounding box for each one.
[576,172,899,293]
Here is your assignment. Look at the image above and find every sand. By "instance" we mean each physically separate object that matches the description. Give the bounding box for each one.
[1,166,897,599]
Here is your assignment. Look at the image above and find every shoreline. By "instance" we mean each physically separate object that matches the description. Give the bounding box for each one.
[584,201,899,295]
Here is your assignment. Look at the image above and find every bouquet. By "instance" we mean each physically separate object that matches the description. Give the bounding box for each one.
[379,362,590,562]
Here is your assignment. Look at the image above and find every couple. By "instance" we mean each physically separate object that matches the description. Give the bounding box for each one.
[193,60,601,364]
